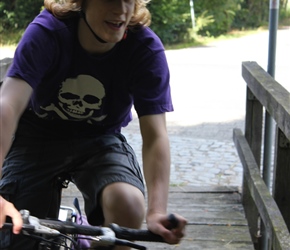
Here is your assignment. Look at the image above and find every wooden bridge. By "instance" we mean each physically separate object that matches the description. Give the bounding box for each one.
[1,58,290,249]
[61,184,253,249]
[60,61,290,249]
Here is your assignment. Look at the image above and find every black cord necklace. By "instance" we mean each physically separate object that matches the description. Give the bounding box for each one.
[79,10,107,44]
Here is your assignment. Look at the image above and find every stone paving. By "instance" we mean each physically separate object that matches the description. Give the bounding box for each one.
[122,117,244,188]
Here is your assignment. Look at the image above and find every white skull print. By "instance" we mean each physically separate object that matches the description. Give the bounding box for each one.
[36,75,107,123]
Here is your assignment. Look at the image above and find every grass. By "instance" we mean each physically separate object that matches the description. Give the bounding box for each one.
[0,29,25,47]
[0,27,267,49]
[163,16,290,50]
[164,27,268,50]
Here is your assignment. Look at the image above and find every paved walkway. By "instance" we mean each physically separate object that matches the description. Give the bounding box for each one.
[122,120,244,187]
[123,28,290,188]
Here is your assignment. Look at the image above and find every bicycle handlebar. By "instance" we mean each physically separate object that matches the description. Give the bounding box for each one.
[110,223,164,242]
[37,220,165,242]
[2,210,179,249]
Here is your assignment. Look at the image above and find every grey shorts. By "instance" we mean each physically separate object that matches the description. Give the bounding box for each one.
[0,132,144,248]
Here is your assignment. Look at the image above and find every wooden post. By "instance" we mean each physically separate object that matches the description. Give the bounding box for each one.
[244,87,263,165]
[273,129,290,230]
[241,61,290,249]
[243,87,263,248]
[233,128,290,250]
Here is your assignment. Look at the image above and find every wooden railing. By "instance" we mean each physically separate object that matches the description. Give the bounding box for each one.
[233,61,290,249]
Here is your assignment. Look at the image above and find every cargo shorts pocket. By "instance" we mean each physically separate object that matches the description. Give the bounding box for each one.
[0,179,18,200]
[0,229,11,250]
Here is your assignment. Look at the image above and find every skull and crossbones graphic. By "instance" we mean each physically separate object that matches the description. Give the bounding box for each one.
[36,75,107,123]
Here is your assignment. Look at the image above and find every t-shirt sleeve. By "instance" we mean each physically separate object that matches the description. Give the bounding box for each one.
[131,49,173,117]
[7,23,56,89]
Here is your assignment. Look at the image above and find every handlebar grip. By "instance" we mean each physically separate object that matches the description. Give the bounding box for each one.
[109,213,180,242]
[167,213,179,230]
[110,224,165,242]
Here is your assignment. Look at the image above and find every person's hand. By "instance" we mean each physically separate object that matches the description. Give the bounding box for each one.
[146,212,187,244]
[0,196,23,234]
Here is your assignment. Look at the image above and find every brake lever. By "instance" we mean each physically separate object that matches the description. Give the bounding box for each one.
[20,210,60,236]
[90,227,116,245]
[28,215,60,235]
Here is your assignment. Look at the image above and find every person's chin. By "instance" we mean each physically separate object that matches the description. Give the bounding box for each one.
[106,35,124,43]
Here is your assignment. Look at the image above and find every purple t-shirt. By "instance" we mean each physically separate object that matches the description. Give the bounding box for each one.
[8,10,173,136]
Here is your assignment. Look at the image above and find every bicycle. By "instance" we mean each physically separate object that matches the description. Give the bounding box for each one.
[2,199,179,250]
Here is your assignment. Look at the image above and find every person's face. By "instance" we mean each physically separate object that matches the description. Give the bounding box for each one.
[83,0,135,43]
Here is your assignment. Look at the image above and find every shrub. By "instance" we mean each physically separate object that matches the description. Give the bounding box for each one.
[0,0,43,31]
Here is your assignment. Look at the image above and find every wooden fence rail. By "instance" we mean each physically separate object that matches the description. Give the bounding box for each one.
[233,61,290,250]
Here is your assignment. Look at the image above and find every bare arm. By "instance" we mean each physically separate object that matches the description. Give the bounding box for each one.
[140,113,170,216]
[0,77,32,233]
[140,114,177,242]
[0,77,32,173]
[140,113,187,243]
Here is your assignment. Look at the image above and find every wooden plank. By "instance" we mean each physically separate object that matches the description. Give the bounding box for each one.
[273,128,290,230]
[142,240,254,250]
[233,128,290,249]
[61,183,254,249]
[172,224,251,243]
[241,179,260,247]
[242,61,290,141]
[139,224,253,250]
[167,192,241,205]
[244,87,263,166]
[243,87,262,247]
[168,185,240,193]
[167,204,245,217]
[62,197,247,226]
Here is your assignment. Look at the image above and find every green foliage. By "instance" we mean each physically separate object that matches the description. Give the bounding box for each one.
[148,0,192,45]
[232,0,269,29]
[0,29,24,45]
[148,0,247,42]
[1,0,288,46]
[195,11,214,31]
[194,0,240,37]
[0,0,43,31]
[279,1,290,25]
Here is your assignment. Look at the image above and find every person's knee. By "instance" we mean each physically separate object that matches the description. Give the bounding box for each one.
[101,182,145,228]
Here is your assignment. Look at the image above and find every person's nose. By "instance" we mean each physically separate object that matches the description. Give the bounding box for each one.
[112,0,127,14]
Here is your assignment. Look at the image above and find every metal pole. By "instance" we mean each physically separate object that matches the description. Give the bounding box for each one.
[261,1,279,249]
[263,0,279,191]
[189,0,195,29]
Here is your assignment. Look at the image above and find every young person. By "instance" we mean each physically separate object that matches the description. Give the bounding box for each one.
[0,0,187,249]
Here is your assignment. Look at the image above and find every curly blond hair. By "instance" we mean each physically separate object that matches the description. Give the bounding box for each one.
[44,0,151,27]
